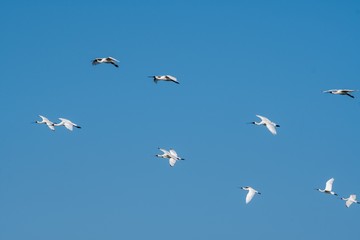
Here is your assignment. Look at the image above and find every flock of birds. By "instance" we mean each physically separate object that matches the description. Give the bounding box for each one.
[34,56,359,208]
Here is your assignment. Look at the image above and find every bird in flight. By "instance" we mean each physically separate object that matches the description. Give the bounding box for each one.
[323,89,357,98]
[250,115,280,135]
[92,57,119,68]
[148,75,179,84]
[155,147,185,167]
[35,115,55,131]
[240,186,261,204]
[315,178,338,196]
[54,118,81,131]
[341,194,360,208]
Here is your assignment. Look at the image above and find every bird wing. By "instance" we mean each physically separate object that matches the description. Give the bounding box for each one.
[158,148,169,154]
[110,62,119,67]
[64,122,74,131]
[256,115,270,122]
[107,57,119,62]
[350,194,356,200]
[266,123,277,135]
[246,189,256,204]
[169,158,177,167]
[325,178,334,191]
[346,200,353,208]
[341,89,355,93]
[58,118,73,131]
[169,149,178,157]
[47,124,55,131]
[39,115,49,122]
[165,75,177,81]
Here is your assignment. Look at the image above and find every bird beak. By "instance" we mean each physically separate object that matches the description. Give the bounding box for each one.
[246,122,255,124]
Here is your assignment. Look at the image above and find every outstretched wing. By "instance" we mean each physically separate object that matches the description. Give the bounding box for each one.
[256,115,270,122]
[110,62,119,68]
[165,75,177,81]
[64,122,74,131]
[158,148,169,154]
[39,115,48,122]
[341,89,356,93]
[169,149,178,157]
[346,199,353,208]
[266,124,277,135]
[169,158,177,167]
[325,178,334,191]
[47,123,55,131]
[107,57,119,62]
[246,190,256,204]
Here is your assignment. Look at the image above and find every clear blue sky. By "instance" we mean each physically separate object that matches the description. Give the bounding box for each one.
[1,1,360,239]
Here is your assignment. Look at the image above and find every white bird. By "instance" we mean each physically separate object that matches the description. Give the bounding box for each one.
[341,194,360,208]
[323,89,357,98]
[315,178,338,196]
[35,115,55,131]
[240,186,261,204]
[250,115,280,135]
[155,147,185,167]
[54,118,81,131]
[148,75,179,84]
[92,57,119,68]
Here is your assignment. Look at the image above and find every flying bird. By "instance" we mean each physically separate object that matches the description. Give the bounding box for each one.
[35,115,55,131]
[315,178,338,196]
[323,89,357,98]
[240,186,261,204]
[155,147,185,167]
[341,194,360,208]
[92,57,119,68]
[250,115,280,135]
[54,118,81,131]
[148,75,179,84]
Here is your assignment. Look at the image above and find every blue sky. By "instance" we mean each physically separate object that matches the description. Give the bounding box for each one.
[1,1,360,239]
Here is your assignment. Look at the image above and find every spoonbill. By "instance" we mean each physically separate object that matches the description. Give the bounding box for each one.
[341,194,360,208]
[315,178,338,196]
[35,115,55,131]
[323,89,357,98]
[148,75,179,84]
[92,57,119,68]
[54,118,81,131]
[155,147,185,167]
[250,115,280,135]
[240,186,261,204]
